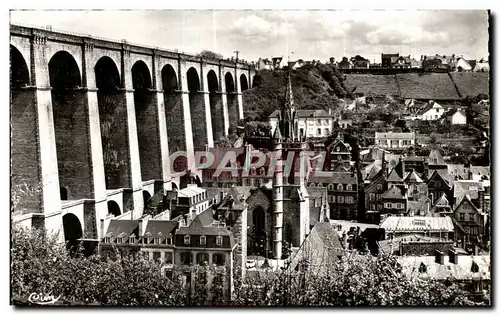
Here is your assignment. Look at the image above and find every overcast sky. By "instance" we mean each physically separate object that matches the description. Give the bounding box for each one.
[10,10,489,63]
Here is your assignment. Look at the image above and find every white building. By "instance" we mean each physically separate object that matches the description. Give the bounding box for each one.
[177,185,210,221]
[269,109,334,139]
[375,132,415,150]
[446,108,467,125]
[417,100,445,121]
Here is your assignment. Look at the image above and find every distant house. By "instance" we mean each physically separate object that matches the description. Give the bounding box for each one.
[269,109,334,139]
[350,55,370,69]
[271,56,283,70]
[394,55,412,68]
[452,194,486,244]
[337,57,352,69]
[446,108,467,125]
[375,132,415,150]
[410,58,421,68]
[381,53,399,68]
[379,216,455,239]
[257,58,272,70]
[337,118,353,129]
[417,100,445,120]
[421,54,456,71]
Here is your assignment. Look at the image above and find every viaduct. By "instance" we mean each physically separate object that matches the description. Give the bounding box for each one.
[10,24,256,243]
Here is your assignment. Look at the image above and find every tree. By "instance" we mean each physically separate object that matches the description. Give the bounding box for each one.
[198,50,223,60]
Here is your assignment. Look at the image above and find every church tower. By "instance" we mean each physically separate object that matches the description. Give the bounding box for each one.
[272,125,284,259]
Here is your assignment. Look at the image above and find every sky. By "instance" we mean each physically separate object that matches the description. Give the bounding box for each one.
[10,10,490,63]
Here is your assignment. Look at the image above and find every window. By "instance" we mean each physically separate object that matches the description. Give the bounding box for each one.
[309,183,316,188]
[213,253,225,266]
[328,195,334,203]
[337,184,343,191]
[104,237,111,243]
[328,184,334,191]
[377,184,382,191]
[346,184,352,191]
[469,214,475,222]
[387,203,393,208]
[370,193,375,201]
[180,252,193,265]
[371,204,376,211]
[377,204,383,211]
[164,252,173,264]
[129,235,136,244]
[216,236,223,246]
[338,196,344,203]
[460,213,465,221]
[346,196,353,204]
[167,234,172,245]
[317,128,322,135]
[396,203,402,209]
[376,194,381,201]
[196,252,209,265]
[184,235,191,245]
[153,251,161,262]
[336,146,340,152]
[200,235,206,245]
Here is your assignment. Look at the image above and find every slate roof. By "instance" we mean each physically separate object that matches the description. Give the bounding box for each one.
[143,220,178,238]
[417,101,443,115]
[453,180,482,200]
[397,255,490,281]
[105,220,140,238]
[375,132,415,140]
[379,216,455,233]
[404,169,424,183]
[428,149,446,165]
[407,200,430,216]
[288,222,344,277]
[387,168,403,182]
[452,194,481,213]
[309,171,357,184]
[377,234,448,255]
[434,193,450,207]
[428,170,452,187]
[382,186,405,199]
[363,162,383,180]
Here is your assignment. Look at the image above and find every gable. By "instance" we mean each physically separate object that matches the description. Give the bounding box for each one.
[427,171,450,189]
[454,196,480,214]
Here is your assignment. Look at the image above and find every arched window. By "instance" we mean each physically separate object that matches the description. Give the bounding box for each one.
[337,184,343,191]
[346,184,352,191]
[328,184,334,191]
[309,183,316,187]
[200,235,206,245]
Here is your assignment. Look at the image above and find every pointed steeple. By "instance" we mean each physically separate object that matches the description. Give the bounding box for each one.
[279,69,298,142]
[273,121,282,142]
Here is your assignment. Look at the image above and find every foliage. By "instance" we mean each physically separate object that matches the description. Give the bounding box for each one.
[11,226,489,306]
[198,50,223,60]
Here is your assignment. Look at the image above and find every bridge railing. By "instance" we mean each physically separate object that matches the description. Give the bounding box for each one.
[10,22,255,67]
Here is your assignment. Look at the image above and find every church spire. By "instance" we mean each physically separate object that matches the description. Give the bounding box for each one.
[279,66,298,142]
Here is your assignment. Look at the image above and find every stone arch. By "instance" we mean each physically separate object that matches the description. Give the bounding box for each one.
[187,67,206,149]
[62,213,83,242]
[240,73,249,91]
[48,51,82,89]
[225,72,235,93]
[10,45,29,88]
[187,67,201,92]
[95,56,121,91]
[132,60,152,90]
[95,56,130,189]
[225,72,238,129]
[207,70,224,142]
[10,44,39,214]
[161,64,178,92]
[107,200,121,217]
[143,190,152,210]
[49,51,92,200]
[162,63,185,153]
[133,60,161,181]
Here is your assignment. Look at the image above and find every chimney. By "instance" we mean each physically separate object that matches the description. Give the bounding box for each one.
[139,216,150,237]
[435,250,445,264]
[448,250,459,264]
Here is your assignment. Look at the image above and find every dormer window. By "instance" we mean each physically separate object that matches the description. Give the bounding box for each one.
[200,235,206,245]
[337,184,343,191]
[184,235,191,245]
[129,234,136,244]
[104,236,111,243]
[167,233,172,245]
[328,184,334,191]
[346,184,352,191]
[216,235,223,246]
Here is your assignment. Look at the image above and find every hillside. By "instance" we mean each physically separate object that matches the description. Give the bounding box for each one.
[243,64,352,121]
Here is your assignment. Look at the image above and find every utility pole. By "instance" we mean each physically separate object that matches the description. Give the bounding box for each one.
[233,50,240,62]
